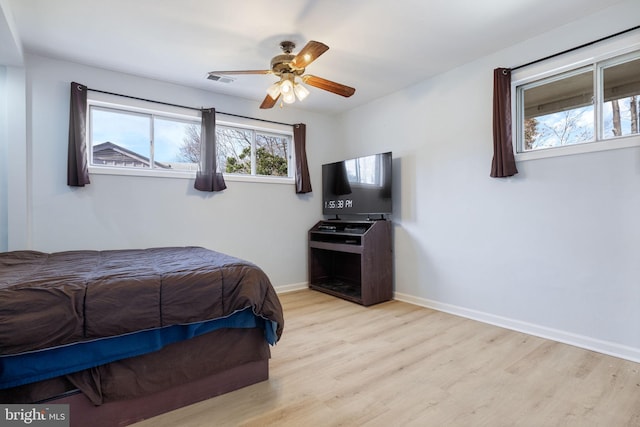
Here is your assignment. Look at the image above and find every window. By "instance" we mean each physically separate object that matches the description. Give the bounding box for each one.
[216,125,292,177]
[90,106,200,171]
[88,97,293,182]
[513,36,640,159]
[519,67,595,151]
[602,56,640,139]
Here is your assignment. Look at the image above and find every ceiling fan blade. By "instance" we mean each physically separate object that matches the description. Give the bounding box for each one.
[302,75,356,97]
[260,93,279,109]
[208,70,271,76]
[292,41,329,69]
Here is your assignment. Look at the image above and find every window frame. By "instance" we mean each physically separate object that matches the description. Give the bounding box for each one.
[511,31,640,161]
[86,92,295,185]
[215,121,294,180]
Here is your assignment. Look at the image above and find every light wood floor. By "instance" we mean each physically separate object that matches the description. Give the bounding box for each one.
[133,290,640,426]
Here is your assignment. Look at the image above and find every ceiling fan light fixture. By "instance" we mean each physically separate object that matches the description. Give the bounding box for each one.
[294,82,310,101]
[282,91,296,104]
[266,82,281,99]
[280,78,294,94]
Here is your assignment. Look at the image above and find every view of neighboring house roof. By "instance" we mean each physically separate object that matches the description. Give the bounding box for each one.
[93,142,172,169]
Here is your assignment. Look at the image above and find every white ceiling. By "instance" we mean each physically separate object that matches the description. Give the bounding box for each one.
[1,0,630,114]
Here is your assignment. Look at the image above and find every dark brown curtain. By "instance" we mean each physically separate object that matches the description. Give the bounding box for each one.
[67,82,91,186]
[293,123,312,194]
[194,108,226,192]
[490,68,518,178]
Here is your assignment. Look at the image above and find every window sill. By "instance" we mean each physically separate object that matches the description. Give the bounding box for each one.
[515,134,640,162]
[88,166,295,185]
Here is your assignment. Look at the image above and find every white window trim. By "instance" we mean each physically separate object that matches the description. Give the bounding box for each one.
[87,93,295,185]
[511,30,640,162]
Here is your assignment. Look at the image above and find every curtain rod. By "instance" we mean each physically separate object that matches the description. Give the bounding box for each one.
[86,87,295,127]
[510,25,640,71]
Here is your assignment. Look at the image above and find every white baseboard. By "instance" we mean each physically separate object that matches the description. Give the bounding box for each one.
[274,282,308,294]
[394,292,640,364]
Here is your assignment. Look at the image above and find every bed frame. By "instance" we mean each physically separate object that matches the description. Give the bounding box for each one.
[47,359,268,427]
[1,327,272,426]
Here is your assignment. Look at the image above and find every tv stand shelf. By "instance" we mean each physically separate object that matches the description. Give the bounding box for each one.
[308,220,392,306]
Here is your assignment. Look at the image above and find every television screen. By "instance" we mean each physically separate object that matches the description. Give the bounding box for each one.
[322,151,392,217]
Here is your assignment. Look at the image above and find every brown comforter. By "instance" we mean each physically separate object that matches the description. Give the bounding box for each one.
[0,247,284,356]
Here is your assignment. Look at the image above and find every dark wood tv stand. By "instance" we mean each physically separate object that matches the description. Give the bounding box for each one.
[308,219,392,306]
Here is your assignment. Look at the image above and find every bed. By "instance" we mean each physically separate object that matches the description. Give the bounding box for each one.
[0,246,284,426]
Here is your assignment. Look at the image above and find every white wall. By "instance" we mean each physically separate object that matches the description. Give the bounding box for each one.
[0,65,6,251]
[0,0,25,252]
[1,65,28,251]
[339,1,640,361]
[13,54,338,289]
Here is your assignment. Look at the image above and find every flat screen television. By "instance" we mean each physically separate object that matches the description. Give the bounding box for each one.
[322,151,392,218]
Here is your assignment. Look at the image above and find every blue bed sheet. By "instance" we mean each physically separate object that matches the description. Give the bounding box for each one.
[0,307,278,389]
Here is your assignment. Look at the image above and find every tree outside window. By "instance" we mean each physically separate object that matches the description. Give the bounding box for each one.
[177,124,291,177]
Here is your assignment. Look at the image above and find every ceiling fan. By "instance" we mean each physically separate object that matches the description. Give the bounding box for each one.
[208,40,356,109]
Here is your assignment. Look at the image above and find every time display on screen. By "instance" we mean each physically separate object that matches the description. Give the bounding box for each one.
[324,199,353,209]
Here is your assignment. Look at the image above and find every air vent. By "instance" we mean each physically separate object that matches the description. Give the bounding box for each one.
[207,74,235,84]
